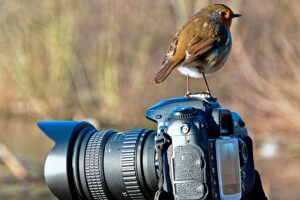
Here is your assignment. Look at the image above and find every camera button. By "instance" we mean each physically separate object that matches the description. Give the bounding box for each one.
[211,166,216,174]
[209,141,214,150]
[212,178,217,186]
[241,171,247,179]
[214,191,218,199]
[180,124,190,134]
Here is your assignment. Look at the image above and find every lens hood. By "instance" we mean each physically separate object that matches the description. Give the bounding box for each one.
[38,121,96,200]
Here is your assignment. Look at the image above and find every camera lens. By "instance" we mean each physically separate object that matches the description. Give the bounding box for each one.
[73,128,158,200]
[39,122,158,200]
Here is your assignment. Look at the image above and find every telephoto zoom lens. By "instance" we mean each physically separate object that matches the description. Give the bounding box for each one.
[38,121,158,200]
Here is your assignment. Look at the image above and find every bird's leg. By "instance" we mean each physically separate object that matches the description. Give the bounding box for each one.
[202,73,211,96]
[186,75,191,96]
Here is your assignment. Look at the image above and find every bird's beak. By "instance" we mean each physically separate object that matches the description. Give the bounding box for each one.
[232,13,242,18]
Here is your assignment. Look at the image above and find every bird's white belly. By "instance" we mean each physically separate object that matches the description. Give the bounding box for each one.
[177,66,203,78]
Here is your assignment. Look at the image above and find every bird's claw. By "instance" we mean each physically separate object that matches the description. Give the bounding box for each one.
[202,91,211,96]
[185,90,192,97]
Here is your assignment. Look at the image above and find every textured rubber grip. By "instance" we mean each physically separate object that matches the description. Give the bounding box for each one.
[85,131,114,200]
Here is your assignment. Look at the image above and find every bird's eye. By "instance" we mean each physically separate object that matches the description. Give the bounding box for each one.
[220,11,227,16]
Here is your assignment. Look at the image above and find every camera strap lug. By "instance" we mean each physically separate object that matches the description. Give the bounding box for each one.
[154,127,172,200]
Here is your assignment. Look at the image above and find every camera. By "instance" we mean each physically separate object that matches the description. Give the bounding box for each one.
[38,94,257,200]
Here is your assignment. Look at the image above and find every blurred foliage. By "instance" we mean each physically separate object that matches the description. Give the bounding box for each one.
[0,0,298,129]
[0,0,297,134]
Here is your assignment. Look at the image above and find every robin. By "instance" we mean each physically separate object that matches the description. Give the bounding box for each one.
[153,4,241,96]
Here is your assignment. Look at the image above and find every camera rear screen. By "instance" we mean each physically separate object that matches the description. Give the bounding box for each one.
[216,139,241,196]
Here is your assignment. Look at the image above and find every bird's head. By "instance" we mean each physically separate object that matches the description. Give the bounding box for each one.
[205,4,241,29]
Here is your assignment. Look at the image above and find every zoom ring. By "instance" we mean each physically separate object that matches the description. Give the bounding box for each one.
[121,130,145,199]
[85,131,113,200]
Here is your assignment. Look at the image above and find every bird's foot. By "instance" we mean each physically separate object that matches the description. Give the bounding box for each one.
[199,91,217,101]
[201,90,211,96]
[185,90,192,97]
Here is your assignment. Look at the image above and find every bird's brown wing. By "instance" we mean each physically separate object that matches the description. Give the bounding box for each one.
[184,36,217,64]
[162,18,192,66]
[153,17,197,84]
[162,36,179,66]
[153,36,184,83]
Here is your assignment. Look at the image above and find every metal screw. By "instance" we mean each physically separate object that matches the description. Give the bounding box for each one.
[181,124,190,134]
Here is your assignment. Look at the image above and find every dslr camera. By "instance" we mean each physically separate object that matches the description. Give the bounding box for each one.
[39,94,266,200]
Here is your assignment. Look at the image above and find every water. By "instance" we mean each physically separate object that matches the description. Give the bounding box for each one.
[0,118,55,200]
[0,119,53,165]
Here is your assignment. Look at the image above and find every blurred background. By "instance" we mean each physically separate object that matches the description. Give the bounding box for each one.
[0,0,299,199]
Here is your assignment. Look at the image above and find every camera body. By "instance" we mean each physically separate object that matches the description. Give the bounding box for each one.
[146,94,255,200]
[38,94,255,200]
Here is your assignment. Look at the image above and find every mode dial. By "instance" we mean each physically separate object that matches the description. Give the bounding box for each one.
[171,106,197,120]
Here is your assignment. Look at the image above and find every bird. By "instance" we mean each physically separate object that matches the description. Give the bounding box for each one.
[152,4,241,96]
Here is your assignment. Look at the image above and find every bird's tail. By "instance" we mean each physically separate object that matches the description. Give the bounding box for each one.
[152,60,180,84]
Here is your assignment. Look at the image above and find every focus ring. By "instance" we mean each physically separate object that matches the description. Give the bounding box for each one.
[85,131,114,200]
[121,130,145,199]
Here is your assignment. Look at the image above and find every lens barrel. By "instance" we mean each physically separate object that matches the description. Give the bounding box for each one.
[38,121,158,200]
